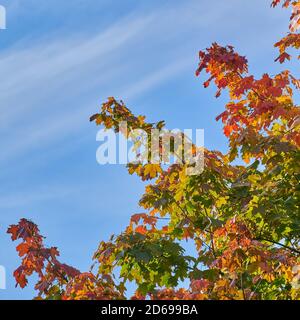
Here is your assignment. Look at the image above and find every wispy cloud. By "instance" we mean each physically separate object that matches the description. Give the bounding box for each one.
[119,57,193,101]
[0,0,224,166]
[0,0,286,178]
[0,14,154,125]
[0,184,75,209]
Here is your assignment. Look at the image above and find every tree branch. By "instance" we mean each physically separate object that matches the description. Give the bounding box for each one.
[255,237,300,255]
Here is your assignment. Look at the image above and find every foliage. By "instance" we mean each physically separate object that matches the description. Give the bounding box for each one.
[7,1,300,300]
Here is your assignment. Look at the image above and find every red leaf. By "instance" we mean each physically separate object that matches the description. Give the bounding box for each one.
[275,52,291,64]
[13,266,28,288]
[7,225,19,241]
[224,125,233,137]
[16,243,29,257]
[135,226,147,235]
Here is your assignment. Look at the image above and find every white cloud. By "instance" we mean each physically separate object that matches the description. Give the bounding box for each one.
[0,14,154,125]
[0,1,210,165]
[0,184,75,208]
[0,0,286,167]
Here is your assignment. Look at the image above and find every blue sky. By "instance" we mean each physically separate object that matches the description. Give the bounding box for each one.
[0,0,292,299]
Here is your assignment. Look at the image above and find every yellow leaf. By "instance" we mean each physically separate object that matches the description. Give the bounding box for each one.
[216,197,227,208]
[144,164,162,178]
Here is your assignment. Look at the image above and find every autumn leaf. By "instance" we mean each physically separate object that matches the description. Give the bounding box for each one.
[16,243,29,257]
[135,226,147,235]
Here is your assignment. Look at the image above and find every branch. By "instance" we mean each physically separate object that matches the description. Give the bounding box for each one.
[255,237,300,255]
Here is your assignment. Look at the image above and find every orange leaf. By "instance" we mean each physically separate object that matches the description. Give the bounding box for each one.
[16,243,29,257]
[135,226,147,235]
[224,125,233,137]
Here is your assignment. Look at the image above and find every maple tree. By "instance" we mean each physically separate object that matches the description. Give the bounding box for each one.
[7,1,300,300]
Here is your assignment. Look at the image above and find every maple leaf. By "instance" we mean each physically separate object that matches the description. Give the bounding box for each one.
[275,52,291,63]
[135,226,147,235]
[7,225,20,241]
[16,243,29,257]
[143,164,162,179]
[13,266,28,288]
[59,263,81,278]
[224,125,233,137]
[131,213,145,225]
